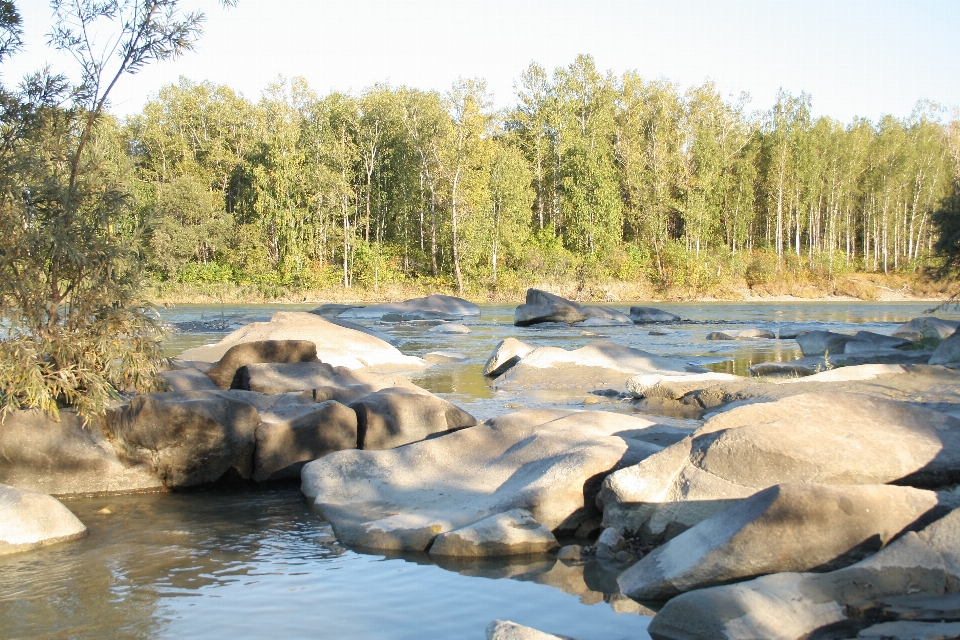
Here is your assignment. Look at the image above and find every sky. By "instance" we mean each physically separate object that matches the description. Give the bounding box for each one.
[4,0,959,123]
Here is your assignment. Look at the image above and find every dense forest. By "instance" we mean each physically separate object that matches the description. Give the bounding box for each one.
[97,55,960,298]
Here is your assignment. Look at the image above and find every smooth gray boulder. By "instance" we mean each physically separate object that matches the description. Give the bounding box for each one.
[0,409,162,496]
[630,307,681,323]
[486,620,569,640]
[600,392,960,544]
[514,289,585,326]
[301,409,664,551]
[253,400,358,482]
[311,367,425,405]
[0,484,87,555]
[335,294,480,320]
[429,509,559,557]
[930,329,960,366]
[576,306,633,325]
[423,351,469,363]
[242,360,338,394]
[483,337,536,378]
[894,317,960,342]
[205,340,319,389]
[349,387,477,450]
[844,343,908,357]
[853,330,914,349]
[618,483,945,601]
[646,508,960,640]
[795,330,859,356]
[428,323,471,334]
[159,368,221,392]
[178,311,425,369]
[106,392,261,488]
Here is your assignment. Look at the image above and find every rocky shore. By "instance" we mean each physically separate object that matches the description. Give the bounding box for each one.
[4,290,960,640]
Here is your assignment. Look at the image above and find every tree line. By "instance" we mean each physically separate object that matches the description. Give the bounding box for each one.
[105,56,960,295]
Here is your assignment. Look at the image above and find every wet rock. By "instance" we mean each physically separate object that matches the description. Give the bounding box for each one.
[0,409,162,496]
[599,392,960,544]
[423,351,469,363]
[930,329,960,366]
[483,338,536,378]
[486,620,569,640]
[0,484,87,555]
[349,387,477,450]
[595,527,625,560]
[515,289,586,326]
[253,400,358,482]
[428,323,471,334]
[630,307,681,323]
[795,330,859,357]
[894,317,960,342]
[646,508,960,640]
[205,340,319,389]
[333,294,481,320]
[302,409,663,551]
[618,483,945,601]
[178,311,425,370]
[429,509,559,557]
[107,392,261,488]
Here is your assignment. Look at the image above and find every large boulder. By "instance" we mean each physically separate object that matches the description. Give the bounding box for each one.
[253,400,358,482]
[618,483,946,601]
[576,306,633,326]
[349,387,477,450]
[311,367,426,405]
[646,508,960,640]
[301,409,664,551]
[599,392,960,544]
[205,340,318,389]
[630,307,681,323]
[177,311,425,370]
[0,484,87,555]
[930,329,960,366]
[0,409,162,496]
[514,289,585,326]
[795,330,859,357]
[333,294,481,320]
[852,330,914,349]
[429,509,559,557]
[483,337,536,378]
[486,620,567,640]
[241,361,339,395]
[893,317,960,342]
[158,367,221,392]
[106,392,261,488]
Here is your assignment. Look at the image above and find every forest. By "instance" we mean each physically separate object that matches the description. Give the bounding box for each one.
[51,55,960,299]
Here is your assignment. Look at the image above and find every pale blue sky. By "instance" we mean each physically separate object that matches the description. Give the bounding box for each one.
[5,0,959,122]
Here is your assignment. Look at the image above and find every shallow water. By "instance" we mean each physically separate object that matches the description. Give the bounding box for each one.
[5,300,957,639]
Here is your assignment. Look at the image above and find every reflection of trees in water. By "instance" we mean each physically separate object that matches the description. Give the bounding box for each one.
[0,487,337,638]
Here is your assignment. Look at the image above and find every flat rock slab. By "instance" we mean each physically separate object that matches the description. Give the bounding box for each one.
[646,508,960,640]
[301,409,664,551]
[0,409,162,496]
[178,311,425,370]
[334,295,481,320]
[205,340,318,389]
[618,483,945,601]
[0,484,87,555]
[242,361,341,395]
[600,391,960,543]
[931,329,960,366]
[429,508,559,557]
[159,368,221,392]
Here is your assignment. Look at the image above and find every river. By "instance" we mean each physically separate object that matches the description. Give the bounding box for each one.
[2,301,955,639]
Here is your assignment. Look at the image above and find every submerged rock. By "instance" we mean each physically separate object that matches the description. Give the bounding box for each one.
[0,484,87,555]
[428,322,472,334]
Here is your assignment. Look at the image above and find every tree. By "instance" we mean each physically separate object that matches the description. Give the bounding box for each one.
[0,0,231,420]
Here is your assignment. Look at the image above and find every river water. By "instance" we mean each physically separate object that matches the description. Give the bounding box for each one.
[2,301,956,640]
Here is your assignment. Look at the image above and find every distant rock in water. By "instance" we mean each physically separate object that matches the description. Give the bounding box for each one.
[629,306,681,323]
[513,289,631,326]
[315,294,480,321]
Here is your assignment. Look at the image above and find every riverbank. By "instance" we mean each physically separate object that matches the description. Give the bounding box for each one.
[145,271,959,306]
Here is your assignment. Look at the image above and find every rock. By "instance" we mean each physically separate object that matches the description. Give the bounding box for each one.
[253,400,358,482]
[853,330,914,349]
[311,367,426,405]
[778,327,802,339]
[178,311,425,370]
[595,527,625,560]
[706,330,739,340]
[204,340,319,389]
[795,330,859,357]
[158,368,221,392]
[311,303,363,317]
[630,307,682,323]
[773,363,910,384]
[494,341,708,390]
[483,337,536,378]
[557,545,583,561]
[894,317,960,342]
[423,351,469,363]
[515,289,585,326]
[844,343,910,357]
[429,509,559,557]
[649,328,674,336]
[0,409,162,496]
[618,483,945,601]
[0,484,87,555]
[646,508,960,640]
[301,409,664,551]
[857,621,960,639]
[428,323,471,334]
[576,306,633,326]
[748,361,818,377]
[626,372,740,399]
[486,620,568,640]
[349,387,477,450]
[106,392,261,488]
[930,329,960,366]
[574,315,628,327]
[241,361,337,394]
[707,329,776,340]
[599,392,960,544]
[335,294,481,320]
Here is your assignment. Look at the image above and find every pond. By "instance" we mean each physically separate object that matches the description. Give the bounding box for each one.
[3,300,955,639]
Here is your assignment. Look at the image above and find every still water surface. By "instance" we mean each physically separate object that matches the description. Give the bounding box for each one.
[3,301,956,639]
